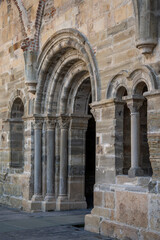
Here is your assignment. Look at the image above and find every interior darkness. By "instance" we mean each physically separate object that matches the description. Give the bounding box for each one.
[10,98,24,168]
[123,104,131,174]
[85,104,96,208]
[140,99,152,175]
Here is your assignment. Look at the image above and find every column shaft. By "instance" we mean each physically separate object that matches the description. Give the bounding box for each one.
[131,112,140,169]
[34,126,42,197]
[46,128,55,196]
[59,127,68,196]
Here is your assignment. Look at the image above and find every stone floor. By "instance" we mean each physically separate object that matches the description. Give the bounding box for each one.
[0,205,115,240]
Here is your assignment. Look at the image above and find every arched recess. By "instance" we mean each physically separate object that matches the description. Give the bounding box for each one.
[133,81,152,175]
[7,89,27,169]
[10,98,24,168]
[106,66,157,100]
[106,65,156,177]
[35,28,101,115]
[34,29,99,210]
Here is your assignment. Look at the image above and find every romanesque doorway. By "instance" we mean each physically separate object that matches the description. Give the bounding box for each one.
[33,29,101,211]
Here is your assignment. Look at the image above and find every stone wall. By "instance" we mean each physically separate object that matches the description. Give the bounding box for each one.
[0,0,160,239]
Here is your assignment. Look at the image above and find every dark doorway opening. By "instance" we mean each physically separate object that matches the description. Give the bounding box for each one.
[85,108,96,208]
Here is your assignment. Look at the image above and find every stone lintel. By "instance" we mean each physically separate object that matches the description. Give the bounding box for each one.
[70,114,91,130]
[144,89,160,98]
[91,99,116,109]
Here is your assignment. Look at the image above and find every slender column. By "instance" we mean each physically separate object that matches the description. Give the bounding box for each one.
[45,119,56,201]
[58,116,70,198]
[32,119,43,201]
[127,96,144,178]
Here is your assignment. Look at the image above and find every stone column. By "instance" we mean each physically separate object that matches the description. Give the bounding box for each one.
[58,116,70,199]
[32,119,43,201]
[126,96,144,177]
[45,119,56,200]
[42,118,56,211]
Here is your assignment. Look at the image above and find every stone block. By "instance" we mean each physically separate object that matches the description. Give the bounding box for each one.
[94,191,103,207]
[149,195,160,232]
[96,169,116,185]
[91,207,110,219]
[116,191,148,228]
[140,230,160,240]
[104,191,115,209]
[10,197,22,209]
[85,214,100,233]
[100,220,139,240]
[108,21,127,36]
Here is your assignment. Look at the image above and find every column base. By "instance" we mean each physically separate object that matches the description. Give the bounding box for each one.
[41,195,56,211]
[26,201,42,212]
[56,196,87,211]
[28,194,43,212]
[128,167,144,178]
[32,194,43,202]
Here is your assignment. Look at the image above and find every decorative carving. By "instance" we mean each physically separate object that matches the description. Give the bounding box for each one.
[91,109,98,121]
[34,119,43,130]
[132,0,158,54]
[46,118,56,130]
[0,173,8,183]
[126,96,144,113]
[58,116,70,129]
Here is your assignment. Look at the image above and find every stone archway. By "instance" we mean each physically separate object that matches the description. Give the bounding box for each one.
[32,29,100,211]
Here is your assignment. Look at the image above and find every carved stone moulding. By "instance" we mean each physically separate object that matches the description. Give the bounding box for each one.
[136,40,158,55]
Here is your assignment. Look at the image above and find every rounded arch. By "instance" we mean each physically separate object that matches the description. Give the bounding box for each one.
[35,29,101,114]
[8,89,27,119]
[133,81,148,95]
[106,65,157,99]
[106,71,130,99]
[116,86,128,100]
[130,65,157,94]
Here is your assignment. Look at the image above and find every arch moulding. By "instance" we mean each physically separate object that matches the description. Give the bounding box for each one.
[106,65,157,99]
[35,28,101,115]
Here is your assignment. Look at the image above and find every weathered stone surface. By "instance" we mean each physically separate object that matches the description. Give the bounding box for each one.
[85,214,100,233]
[104,191,115,209]
[94,191,103,207]
[100,220,139,240]
[116,191,148,228]
[149,194,160,232]
[140,230,160,240]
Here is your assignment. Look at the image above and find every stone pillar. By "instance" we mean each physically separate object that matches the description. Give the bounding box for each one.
[68,115,91,209]
[32,119,43,202]
[126,96,144,177]
[144,90,160,193]
[91,100,117,185]
[114,100,126,175]
[57,116,70,210]
[42,118,56,211]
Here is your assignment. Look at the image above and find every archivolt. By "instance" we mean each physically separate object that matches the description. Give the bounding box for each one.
[35,29,101,115]
[106,65,157,99]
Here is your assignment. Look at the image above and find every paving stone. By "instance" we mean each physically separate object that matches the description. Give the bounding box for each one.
[0,205,114,240]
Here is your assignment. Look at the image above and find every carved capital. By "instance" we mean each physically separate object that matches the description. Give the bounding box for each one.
[90,109,98,121]
[58,116,70,129]
[126,96,144,113]
[46,118,56,130]
[34,119,43,130]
